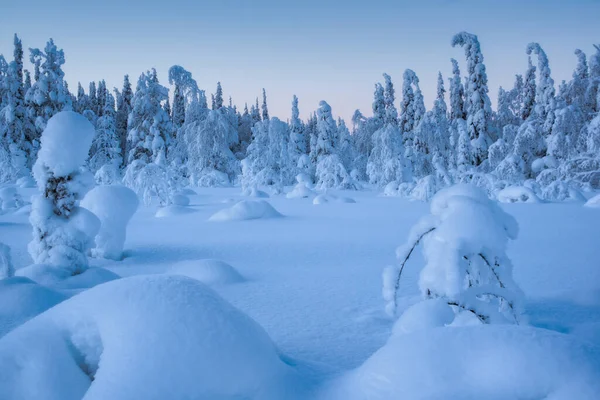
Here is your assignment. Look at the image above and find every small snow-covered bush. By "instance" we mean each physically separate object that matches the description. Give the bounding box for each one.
[315,154,357,190]
[123,159,170,206]
[94,163,121,185]
[584,193,600,208]
[81,185,139,260]
[0,186,23,212]
[383,184,523,324]
[28,111,99,276]
[497,186,541,203]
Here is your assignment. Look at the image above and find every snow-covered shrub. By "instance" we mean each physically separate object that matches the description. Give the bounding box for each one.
[81,185,139,260]
[94,163,121,185]
[28,111,99,276]
[383,184,523,324]
[315,154,357,190]
[0,275,301,399]
[367,124,407,187]
[497,186,541,203]
[0,186,23,212]
[0,243,13,279]
[287,174,316,199]
[122,159,170,206]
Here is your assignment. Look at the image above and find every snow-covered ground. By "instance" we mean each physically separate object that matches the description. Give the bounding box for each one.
[2,185,600,397]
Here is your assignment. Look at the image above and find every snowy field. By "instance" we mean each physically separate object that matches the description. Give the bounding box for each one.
[2,184,600,398]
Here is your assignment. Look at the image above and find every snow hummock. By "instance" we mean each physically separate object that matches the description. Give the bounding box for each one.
[313,194,356,205]
[81,185,139,260]
[0,275,301,400]
[167,259,245,285]
[34,111,95,178]
[0,186,23,212]
[584,193,600,208]
[313,194,330,205]
[497,186,541,203]
[209,200,282,222]
[324,325,600,400]
[0,277,66,338]
[171,193,190,206]
[246,187,270,198]
[16,176,35,188]
[392,299,455,335]
[286,182,315,199]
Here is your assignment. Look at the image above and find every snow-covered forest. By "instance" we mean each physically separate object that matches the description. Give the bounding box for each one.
[1,30,600,400]
[0,33,599,201]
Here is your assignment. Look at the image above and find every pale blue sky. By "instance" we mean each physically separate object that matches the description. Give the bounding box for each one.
[1,0,598,122]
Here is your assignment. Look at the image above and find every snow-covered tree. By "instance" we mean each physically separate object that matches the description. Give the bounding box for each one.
[383,73,398,126]
[587,45,600,114]
[127,69,173,164]
[288,95,307,169]
[521,57,537,121]
[568,49,589,112]
[89,92,121,174]
[383,184,523,324]
[452,32,493,166]
[242,117,291,193]
[182,109,239,186]
[251,98,261,124]
[314,101,355,189]
[25,39,72,149]
[261,88,269,120]
[367,122,407,186]
[115,75,133,165]
[0,242,13,279]
[28,111,98,276]
[449,59,466,121]
[214,82,223,110]
[526,43,555,133]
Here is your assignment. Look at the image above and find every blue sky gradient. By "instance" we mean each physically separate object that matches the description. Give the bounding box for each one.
[1,0,598,122]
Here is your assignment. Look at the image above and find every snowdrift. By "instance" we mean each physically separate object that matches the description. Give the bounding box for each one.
[324,325,600,400]
[209,200,282,222]
[584,193,600,208]
[155,204,196,218]
[0,275,302,400]
[167,259,245,285]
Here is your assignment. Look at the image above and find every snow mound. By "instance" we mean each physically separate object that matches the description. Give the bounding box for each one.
[246,187,270,198]
[584,193,600,208]
[0,242,13,279]
[170,193,190,206]
[0,277,66,338]
[34,111,95,178]
[0,275,298,399]
[209,200,282,222]
[286,182,315,199]
[167,259,245,285]
[177,188,197,196]
[155,205,196,218]
[313,194,330,205]
[16,176,35,188]
[337,196,356,203]
[497,186,541,203]
[326,325,600,400]
[392,299,455,335]
[82,185,139,260]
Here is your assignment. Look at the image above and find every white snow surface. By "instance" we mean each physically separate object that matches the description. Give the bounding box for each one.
[0,275,306,400]
[34,111,95,178]
[209,200,282,221]
[81,185,139,260]
[167,259,245,285]
[1,186,600,398]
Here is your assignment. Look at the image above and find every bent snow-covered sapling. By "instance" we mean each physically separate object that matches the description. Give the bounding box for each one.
[383,184,524,324]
